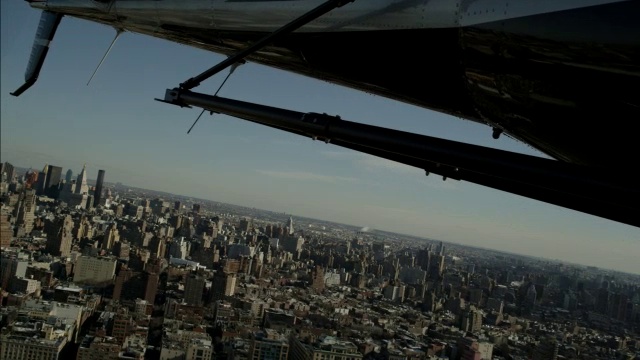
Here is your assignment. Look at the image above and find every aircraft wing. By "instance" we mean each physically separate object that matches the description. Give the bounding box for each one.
[10,0,640,228]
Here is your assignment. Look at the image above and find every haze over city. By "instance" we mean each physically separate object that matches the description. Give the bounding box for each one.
[2,0,639,275]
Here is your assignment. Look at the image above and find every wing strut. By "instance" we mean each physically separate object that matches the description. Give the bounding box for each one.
[11,11,63,97]
[178,0,355,90]
[158,88,640,228]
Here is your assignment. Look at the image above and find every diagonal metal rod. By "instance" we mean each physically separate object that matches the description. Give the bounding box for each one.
[179,0,354,90]
[87,29,124,86]
[187,108,209,135]
[186,65,237,134]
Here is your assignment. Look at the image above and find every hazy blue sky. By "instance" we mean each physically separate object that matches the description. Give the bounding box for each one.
[2,1,639,274]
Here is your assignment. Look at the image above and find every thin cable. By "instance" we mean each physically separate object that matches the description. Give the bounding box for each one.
[186,68,235,134]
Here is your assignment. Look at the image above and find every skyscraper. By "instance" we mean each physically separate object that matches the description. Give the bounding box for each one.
[75,164,89,195]
[69,164,89,208]
[35,164,49,195]
[103,223,120,250]
[192,203,201,213]
[1,162,15,183]
[94,170,105,206]
[65,169,73,183]
[44,165,62,198]
[16,189,36,234]
[45,215,74,257]
[286,216,294,235]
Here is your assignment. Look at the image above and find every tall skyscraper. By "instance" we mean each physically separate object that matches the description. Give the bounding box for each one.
[75,164,89,195]
[35,164,49,195]
[59,180,76,204]
[94,170,105,206]
[85,195,94,209]
[16,189,36,234]
[44,165,62,198]
[417,249,431,271]
[286,216,294,235]
[69,164,89,208]
[1,162,15,183]
[65,169,73,183]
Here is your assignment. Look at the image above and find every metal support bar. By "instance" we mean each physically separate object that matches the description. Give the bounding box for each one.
[160,88,640,227]
[326,141,640,227]
[179,0,354,90]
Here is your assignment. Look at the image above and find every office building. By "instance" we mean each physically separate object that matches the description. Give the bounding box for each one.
[76,336,121,360]
[75,164,89,195]
[94,169,105,206]
[210,271,236,302]
[35,164,48,195]
[460,308,483,334]
[44,165,62,198]
[286,216,294,235]
[15,189,36,235]
[249,330,289,360]
[12,277,40,295]
[1,162,15,183]
[65,169,73,183]
[184,274,205,306]
[73,256,117,284]
[289,335,362,360]
[0,324,68,360]
[45,215,74,257]
[1,212,14,248]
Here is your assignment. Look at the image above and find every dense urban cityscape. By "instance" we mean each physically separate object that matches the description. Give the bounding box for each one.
[0,160,639,360]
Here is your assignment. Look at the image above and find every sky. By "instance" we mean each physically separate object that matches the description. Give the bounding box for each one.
[2,1,639,274]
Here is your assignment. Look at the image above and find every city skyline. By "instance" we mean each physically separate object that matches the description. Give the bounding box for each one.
[2,1,638,275]
[3,158,640,276]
